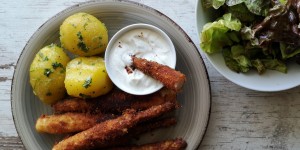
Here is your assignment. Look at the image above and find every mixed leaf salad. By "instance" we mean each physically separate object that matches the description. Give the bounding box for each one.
[200,0,300,74]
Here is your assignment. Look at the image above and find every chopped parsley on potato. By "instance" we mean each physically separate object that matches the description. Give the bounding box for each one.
[29,44,70,104]
[60,12,108,56]
[64,57,113,98]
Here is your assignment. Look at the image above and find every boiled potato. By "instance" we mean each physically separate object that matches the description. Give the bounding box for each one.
[60,12,108,56]
[30,44,70,104]
[64,57,113,98]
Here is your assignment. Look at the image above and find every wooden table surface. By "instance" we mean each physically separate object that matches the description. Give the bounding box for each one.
[1,0,300,149]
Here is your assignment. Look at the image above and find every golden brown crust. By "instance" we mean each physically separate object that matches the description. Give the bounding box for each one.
[52,88,177,114]
[52,97,93,114]
[130,88,177,111]
[109,138,187,150]
[52,102,176,150]
[93,117,177,149]
[35,113,115,134]
[130,117,177,136]
[132,56,186,92]
[52,89,134,114]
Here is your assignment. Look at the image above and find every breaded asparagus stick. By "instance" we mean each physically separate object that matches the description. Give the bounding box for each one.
[109,138,187,150]
[130,117,177,136]
[35,113,115,134]
[96,117,177,149]
[132,56,186,92]
[52,102,176,150]
[35,111,176,135]
[52,88,176,114]
[52,89,134,114]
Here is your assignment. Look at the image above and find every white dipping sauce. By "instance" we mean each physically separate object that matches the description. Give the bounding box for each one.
[105,24,176,95]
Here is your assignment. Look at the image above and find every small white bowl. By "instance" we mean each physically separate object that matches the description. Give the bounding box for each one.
[105,23,176,95]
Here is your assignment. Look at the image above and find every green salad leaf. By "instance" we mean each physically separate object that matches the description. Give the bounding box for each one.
[280,43,300,59]
[222,13,242,31]
[200,13,241,54]
[222,46,252,73]
[240,26,259,46]
[261,59,287,73]
[226,0,271,16]
[200,22,232,54]
[251,59,265,74]
[203,0,271,16]
[228,45,252,73]
[279,0,287,5]
[234,55,252,72]
[222,48,241,72]
[225,0,243,6]
[203,0,226,9]
[243,0,270,16]
[231,45,244,57]
[227,3,256,22]
[222,44,287,74]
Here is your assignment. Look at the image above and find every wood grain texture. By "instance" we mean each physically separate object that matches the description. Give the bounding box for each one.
[0,136,24,150]
[2,0,300,150]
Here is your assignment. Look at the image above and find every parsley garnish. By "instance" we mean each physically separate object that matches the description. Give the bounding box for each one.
[44,68,53,77]
[52,62,63,69]
[38,53,48,61]
[83,22,88,30]
[83,77,92,88]
[77,31,83,40]
[77,32,89,52]
[43,56,49,61]
[79,93,91,99]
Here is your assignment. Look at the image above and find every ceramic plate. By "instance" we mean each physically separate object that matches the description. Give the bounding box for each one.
[12,1,211,149]
[196,0,300,91]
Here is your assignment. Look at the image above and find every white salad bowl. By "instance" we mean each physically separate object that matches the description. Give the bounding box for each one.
[196,0,300,92]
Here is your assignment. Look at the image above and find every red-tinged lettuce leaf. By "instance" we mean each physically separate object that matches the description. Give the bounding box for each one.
[253,0,300,47]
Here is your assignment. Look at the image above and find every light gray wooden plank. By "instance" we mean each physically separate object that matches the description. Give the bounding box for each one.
[0,136,24,150]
